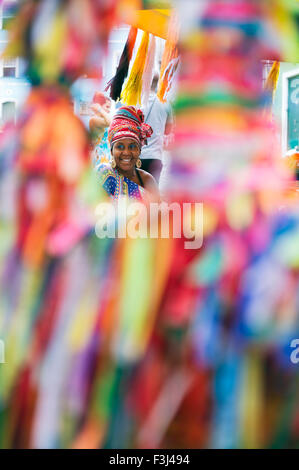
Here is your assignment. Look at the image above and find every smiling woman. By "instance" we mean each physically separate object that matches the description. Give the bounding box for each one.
[96,106,160,202]
[112,138,141,174]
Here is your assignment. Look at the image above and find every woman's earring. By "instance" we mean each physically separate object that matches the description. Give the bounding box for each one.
[111,158,116,168]
[136,158,142,169]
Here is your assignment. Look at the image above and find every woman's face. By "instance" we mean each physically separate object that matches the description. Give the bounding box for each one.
[112,138,140,172]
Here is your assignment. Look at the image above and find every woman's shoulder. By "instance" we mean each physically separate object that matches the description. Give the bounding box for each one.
[137,169,160,202]
[138,169,158,187]
[95,162,117,182]
[96,163,117,196]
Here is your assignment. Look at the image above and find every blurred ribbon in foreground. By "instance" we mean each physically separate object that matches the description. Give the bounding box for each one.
[1,0,299,450]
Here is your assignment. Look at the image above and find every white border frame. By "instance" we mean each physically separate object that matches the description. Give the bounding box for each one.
[282,67,299,154]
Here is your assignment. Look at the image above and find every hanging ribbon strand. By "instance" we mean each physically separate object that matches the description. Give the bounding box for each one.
[264,61,280,100]
[120,30,150,106]
[105,26,138,102]
[141,34,156,107]
[157,11,179,103]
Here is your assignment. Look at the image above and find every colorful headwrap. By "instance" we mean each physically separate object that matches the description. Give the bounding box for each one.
[108,106,153,149]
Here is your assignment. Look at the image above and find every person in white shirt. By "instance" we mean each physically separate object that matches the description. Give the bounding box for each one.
[140,74,174,184]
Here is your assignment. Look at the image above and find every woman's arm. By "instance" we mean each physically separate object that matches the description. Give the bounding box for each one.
[90,103,112,127]
[89,117,105,144]
[140,170,161,203]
